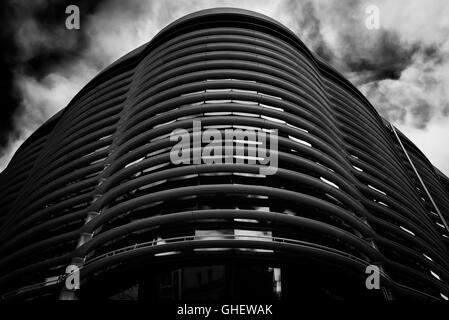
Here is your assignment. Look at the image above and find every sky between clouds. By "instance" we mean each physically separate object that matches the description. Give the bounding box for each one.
[1,0,449,175]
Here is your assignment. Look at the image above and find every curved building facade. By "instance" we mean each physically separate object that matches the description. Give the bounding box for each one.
[1,8,449,301]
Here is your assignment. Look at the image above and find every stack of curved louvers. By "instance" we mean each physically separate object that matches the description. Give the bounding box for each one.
[1,8,449,300]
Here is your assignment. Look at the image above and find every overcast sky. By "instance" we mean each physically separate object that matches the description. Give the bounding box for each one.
[1,0,449,176]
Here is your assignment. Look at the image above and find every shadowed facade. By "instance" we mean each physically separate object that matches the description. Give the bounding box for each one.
[1,8,449,301]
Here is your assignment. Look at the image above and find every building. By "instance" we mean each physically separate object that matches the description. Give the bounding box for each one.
[1,8,449,301]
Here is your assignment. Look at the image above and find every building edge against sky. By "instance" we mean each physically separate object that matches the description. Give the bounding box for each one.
[1,8,449,300]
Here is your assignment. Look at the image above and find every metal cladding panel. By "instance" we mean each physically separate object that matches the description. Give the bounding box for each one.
[1,8,449,300]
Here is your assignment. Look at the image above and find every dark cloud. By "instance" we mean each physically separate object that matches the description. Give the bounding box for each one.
[284,0,421,84]
[284,0,333,61]
[1,0,449,174]
[343,31,418,82]
[0,0,211,169]
[282,0,449,131]
[10,0,116,74]
[0,0,111,154]
[0,2,21,149]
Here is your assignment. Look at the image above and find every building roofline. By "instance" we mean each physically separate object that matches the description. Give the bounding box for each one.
[5,8,447,179]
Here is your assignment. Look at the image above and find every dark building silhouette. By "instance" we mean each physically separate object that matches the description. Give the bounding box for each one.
[1,8,449,301]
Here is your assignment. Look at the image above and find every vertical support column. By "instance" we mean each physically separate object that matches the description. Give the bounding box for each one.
[59,58,146,300]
